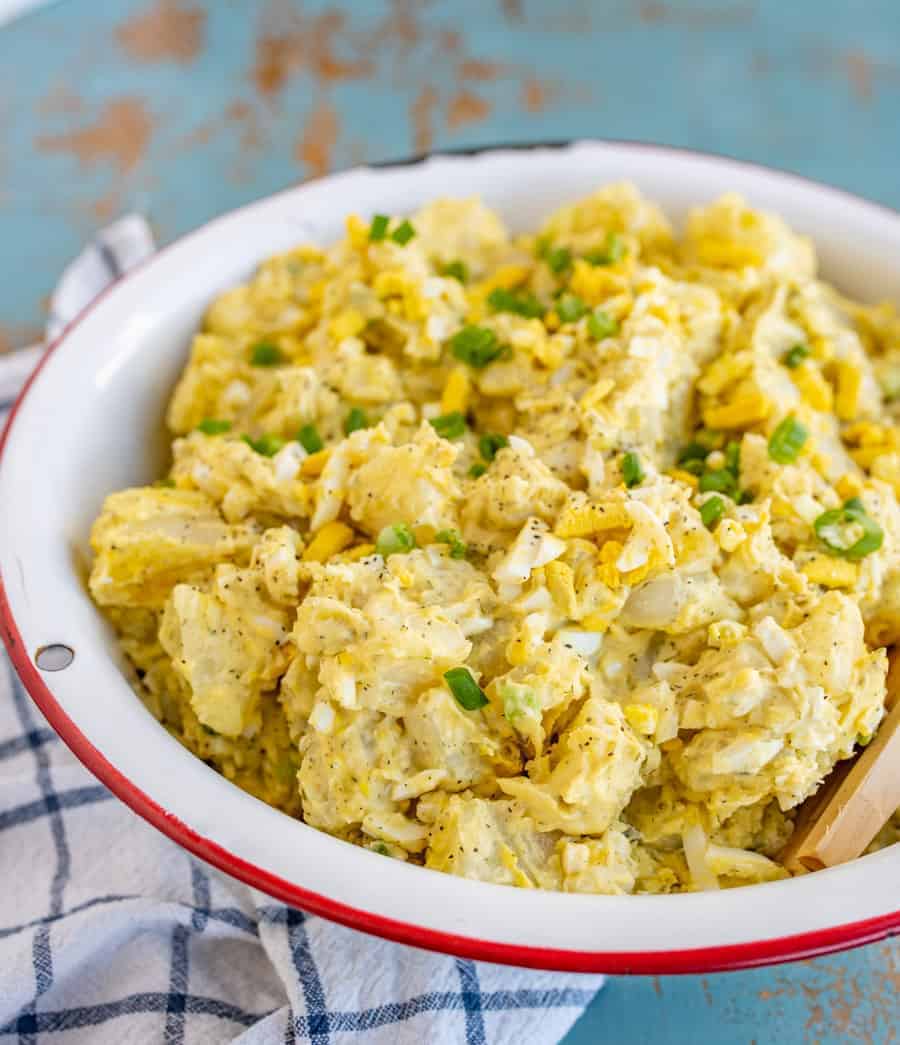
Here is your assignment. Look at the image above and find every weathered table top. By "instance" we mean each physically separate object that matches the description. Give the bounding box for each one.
[2,1,898,1040]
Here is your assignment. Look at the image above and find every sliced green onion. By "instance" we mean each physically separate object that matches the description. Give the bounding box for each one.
[478,432,508,462]
[469,462,487,478]
[768,416,808,464]
[429,411,467,440]
[679,442,711,466]
[700,495,725,528]
[441,259,468,283]
[681,457,706,476]
[542,244,572,274]
[444,667,488,710]
[622,451,644,488]
[375,523,417,557]
[197,418,231,435]
[154,477,176,488]
[297,424,324,453]
[584,231,626,266]
[699,468,738,497]
[724,440,741,475]
[500,682,540,724]
[698,428,724,449]
[587,309,619,340]
[242,433,286,457]
[738,489,755,505]
[450,325,503,368]
[435,528,467,559]
[783,343,811,369]
[369,214,389,241]
[250,342,283,366]
[814,497,883,560]
[391,219,416,245]
[343,407,368,435]
[487,286,544,318]
[557,293,587,324]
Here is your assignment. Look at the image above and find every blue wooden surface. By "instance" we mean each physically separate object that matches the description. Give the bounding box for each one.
[1,1,898,1040]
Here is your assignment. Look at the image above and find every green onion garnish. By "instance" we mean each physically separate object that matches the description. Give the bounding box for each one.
[435,528,467,559]
[444,667,488,710]
[584,231,626,266]
[768,416,808,464]
[679,442,711,466]
[450,325,504,368]
[813,497,883,560]
[297,424,323,453]
[681,458,706,476]
[622,451,644,488]
[724,440,741,475]
[542,244,572,274]
[441,259,469,283]
[487,286,544,318]
[154,477,176,488]
[478,432,508,462]
[197,418,231,435]
[556,293,587,324]
[698,468,739,497]
[369,214,389,241]
[375,523,417,557]
[391,219,416,245]
[343,407,368,435]
[242,433,286,457]
[429,411,467,440]
[700,496,725,528]
[469,462,487,478]
[250,342,283,367]
[587,309,619,340]
[501,682,540,724]
[783,343,811,369]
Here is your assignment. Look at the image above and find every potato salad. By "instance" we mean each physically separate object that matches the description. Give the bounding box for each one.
[89,185,900,893]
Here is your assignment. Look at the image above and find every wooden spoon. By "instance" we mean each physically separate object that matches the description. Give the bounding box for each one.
[781,649,900,873]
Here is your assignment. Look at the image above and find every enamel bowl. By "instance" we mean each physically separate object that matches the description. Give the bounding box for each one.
[2,142,898,973]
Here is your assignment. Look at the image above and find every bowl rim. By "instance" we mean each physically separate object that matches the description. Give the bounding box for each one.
[2,139,899,974]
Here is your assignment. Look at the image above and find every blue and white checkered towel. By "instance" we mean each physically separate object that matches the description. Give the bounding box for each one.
[0,218,604,1042]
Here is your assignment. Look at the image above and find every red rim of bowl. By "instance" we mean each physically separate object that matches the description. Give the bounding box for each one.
[2,140,898,974]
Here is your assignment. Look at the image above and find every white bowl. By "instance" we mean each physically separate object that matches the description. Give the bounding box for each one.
[2,142,898,973]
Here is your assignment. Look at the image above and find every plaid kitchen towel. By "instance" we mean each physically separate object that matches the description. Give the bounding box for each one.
[0,218,604,1043]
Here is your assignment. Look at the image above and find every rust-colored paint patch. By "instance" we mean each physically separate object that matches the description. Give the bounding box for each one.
[447,90,491,129]
[410,85,439,154]
[92,190,120,223]
[252,9,373,99]
[846,50,874,103]
[438,29,462,54]
[37,98,153,174]
[296,101,339,178]
[117,0,206,63]
[521,77,554,112]
[252,35,296,99]
[639,1,755,25]
[458,59,505,81]
[0,324,43,353]
[372,0,420,49]
[758,948,900,1044]
[501,0,523,20]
